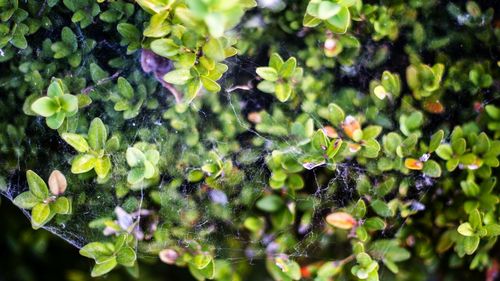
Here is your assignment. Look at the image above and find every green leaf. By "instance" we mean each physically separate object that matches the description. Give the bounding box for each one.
[145,149,160,164]
[13,191,40,209]
[463,236,480,255]
[436,144,453,160]
[311,129,328,151]
[46,111,66,129]
[184,78,202,103]
[362,126,382,139]
[26,170,49,200]
[485,224,500,236]
[80,242,113,259]
[371,199,393,217]
[128,167,145,185]
[31,97,58,117]
[485,105,500,119]
[205,13,225,38]
[117,77,134,99]
[469,209,481,229]
[361,139,381,158]
[193,255,212,269]
[189,258,215,280]
[61,133,90,153]
[52,197,71,214]
[256,67,279,82]
[257,81,276,94]
[11,32,27,49]
[201,76,221,92]
[117,246,136,267]
[203,37,225,62]
[94,156,112,179]
[143,10,170,37]
[457,222,475,236]
[474,132,490,154]
[279,57,297,78]
[143,160,155,179]
[303,12,322,27]
[105,136,120,151]
[256,195,284,213]
[150,38,179,57]
[326,138,343,158]
[325,6,350,34]
[90,63,109,82]
[364,217,386,230]
[444,158,458,171]
[275,83,292,102]
[31,203,51,229]
[327,103,345,125]
[117,23,140,40]
[423,160,441,178]
[269,53,284,70]
[61,27,77,51]
[91,257,117,277]
[88,118,107,151]
[429,130,444,153]
[318,1,341,20]
[126,147,146,167]
[452,138,466,155]
[163,69,192,85]
[59,94,78,115]
[71,154,97,174]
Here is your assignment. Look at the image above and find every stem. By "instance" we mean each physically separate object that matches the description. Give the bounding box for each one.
[225,81,253,93]
[158,78,183,104]
[81,71,122,94]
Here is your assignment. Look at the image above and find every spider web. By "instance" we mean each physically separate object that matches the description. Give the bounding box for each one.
[0,3,438,279]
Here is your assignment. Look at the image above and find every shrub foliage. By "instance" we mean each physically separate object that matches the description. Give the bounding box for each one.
[0,0,500,280]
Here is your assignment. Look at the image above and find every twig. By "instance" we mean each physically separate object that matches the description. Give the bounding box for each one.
[81,71,122,94]
[160,80,183,104]
[225,81,253,93]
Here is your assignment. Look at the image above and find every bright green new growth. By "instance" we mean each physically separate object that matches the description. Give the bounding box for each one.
[256,53,303,102]
[141,0,256,103]
[406,62,445,100]
[126,143,160,189]
[79,234,137,277]
[456,209,500,256]
[13,170,71,229]
[304,0,360,34]
[61,118,118,180]
[30,79,79,129]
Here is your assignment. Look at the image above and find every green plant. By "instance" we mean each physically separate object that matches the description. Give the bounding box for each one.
[141,0,256,103]
[80,234,137,277]
[126,143,160,189]
[30,79,80,130]
[256,53,303,102]
[61,118,119,180]
[0,0,500,281]
[13,170,71,229]
[50,27,96,68]
[303,0,361,34]
[406,62,445,100]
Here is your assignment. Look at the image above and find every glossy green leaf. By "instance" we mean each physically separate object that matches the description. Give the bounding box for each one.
[62,133,90,153]
[26,170,49,200]
[13,191,40,209]
[31,203,51,229]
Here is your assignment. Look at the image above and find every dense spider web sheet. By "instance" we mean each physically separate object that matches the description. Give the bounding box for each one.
[0,14,436,272]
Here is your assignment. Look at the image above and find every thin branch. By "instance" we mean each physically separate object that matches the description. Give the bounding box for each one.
[160,80,183,104]
[225,81,253,93]
[81,71,122,94]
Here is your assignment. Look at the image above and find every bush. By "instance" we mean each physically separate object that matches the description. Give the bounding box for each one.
[0,0,499,280]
